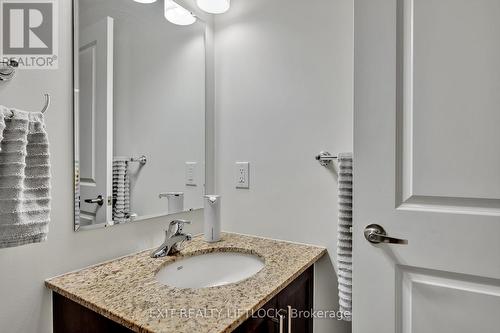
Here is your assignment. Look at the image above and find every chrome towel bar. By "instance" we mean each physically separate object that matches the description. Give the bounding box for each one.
[315,151,337,166]
[130,155,147,165]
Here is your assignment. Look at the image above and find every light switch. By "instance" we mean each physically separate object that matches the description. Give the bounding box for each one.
[185,162,197,186]
[236,162,250,189]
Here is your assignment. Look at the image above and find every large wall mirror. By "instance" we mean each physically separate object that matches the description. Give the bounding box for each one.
[73,0,210,230]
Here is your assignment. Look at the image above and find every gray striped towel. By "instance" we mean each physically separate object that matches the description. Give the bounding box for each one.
[0,107,51,248]
[337,152,352,320]
[74,161,80,228]
[112,158,131,224]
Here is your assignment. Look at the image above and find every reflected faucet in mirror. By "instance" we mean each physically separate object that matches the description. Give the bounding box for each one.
[159,192,185,214]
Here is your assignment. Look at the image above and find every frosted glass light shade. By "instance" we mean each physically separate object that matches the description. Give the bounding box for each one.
[165,0,197,26]
[134,0,157,3]
[196,0,230,14]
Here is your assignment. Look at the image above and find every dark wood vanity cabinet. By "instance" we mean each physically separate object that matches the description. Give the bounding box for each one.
[53,266,314,333]
[234,266,314,333]
[53,293,134,333]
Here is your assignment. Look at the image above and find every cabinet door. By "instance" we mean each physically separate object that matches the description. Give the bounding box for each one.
[277,266,314,333]
[234,266,314,333]
[53,293,133,333]
[233,297,278,333]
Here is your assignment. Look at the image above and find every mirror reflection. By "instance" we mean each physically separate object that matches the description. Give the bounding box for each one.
[74,0,206,230]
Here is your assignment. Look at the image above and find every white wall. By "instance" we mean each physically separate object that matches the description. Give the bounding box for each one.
[214,0,353,332]
[0,1,202,332]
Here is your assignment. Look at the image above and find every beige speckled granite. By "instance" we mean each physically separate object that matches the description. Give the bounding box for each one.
[45,232,326,333]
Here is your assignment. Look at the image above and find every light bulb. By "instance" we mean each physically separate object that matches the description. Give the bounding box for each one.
[164,0,197,26]
[134,0,157,3]
[196,0,230,14]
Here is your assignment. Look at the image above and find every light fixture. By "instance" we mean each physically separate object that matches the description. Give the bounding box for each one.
[133,0,157,3]
[165,0,197,26]
[196,0,230,14]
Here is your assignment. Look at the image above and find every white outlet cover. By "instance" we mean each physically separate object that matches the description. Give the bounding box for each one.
[236,162,250,189]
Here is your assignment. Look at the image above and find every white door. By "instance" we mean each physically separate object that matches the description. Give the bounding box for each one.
[77,17,114,225]
[353,0,500,332]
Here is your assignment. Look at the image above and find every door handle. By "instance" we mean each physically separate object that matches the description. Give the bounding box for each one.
[84,195,104,206]
[364,224,408,245]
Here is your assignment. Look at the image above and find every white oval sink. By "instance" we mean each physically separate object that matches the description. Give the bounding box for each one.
[156,252,265,289]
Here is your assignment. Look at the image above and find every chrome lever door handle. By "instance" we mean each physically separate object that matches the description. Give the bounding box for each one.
[84,195,104,206]
[364,224,408,245]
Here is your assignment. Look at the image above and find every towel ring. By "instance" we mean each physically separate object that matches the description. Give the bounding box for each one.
[41,93,50,113]
[6,93,50,119]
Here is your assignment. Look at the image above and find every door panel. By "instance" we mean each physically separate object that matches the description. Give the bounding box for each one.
[354,0,500,332]
[399,0,500,205]
[399,267,500,333]
[79,42,97,184]
[77,17,113,225]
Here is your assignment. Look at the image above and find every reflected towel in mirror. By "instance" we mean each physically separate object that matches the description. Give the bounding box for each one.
[112,158,131,223]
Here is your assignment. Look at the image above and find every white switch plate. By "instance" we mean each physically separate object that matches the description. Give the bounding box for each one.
[236,162,250,189]
[185,162,197,186]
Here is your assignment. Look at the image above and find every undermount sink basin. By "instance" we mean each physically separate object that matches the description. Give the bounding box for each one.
[155,252,265,289]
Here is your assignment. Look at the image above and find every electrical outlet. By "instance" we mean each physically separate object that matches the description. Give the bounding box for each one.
[185,162,197,186]
[236,162,250,189]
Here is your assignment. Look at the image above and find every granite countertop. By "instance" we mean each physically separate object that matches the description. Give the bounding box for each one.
[45,232,326,333]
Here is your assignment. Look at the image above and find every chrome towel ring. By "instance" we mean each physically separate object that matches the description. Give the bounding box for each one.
[41,93,51,113]
[6,93,51,119]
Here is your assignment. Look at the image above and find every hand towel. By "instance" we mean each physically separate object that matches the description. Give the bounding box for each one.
[0,106,51,248]
[337,152,353,320]
[74,162,80,228]
[112,158,131,224]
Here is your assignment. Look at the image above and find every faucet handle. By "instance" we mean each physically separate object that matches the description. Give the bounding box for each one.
[168,219,191,234]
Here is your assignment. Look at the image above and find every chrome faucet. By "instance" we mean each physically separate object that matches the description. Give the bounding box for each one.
[150,220,192,258]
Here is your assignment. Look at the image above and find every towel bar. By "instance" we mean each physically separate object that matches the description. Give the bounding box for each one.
[315,151,337,166]
[129,155,147,165]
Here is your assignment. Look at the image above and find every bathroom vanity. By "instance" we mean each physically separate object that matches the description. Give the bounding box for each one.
[46,233,325,333]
